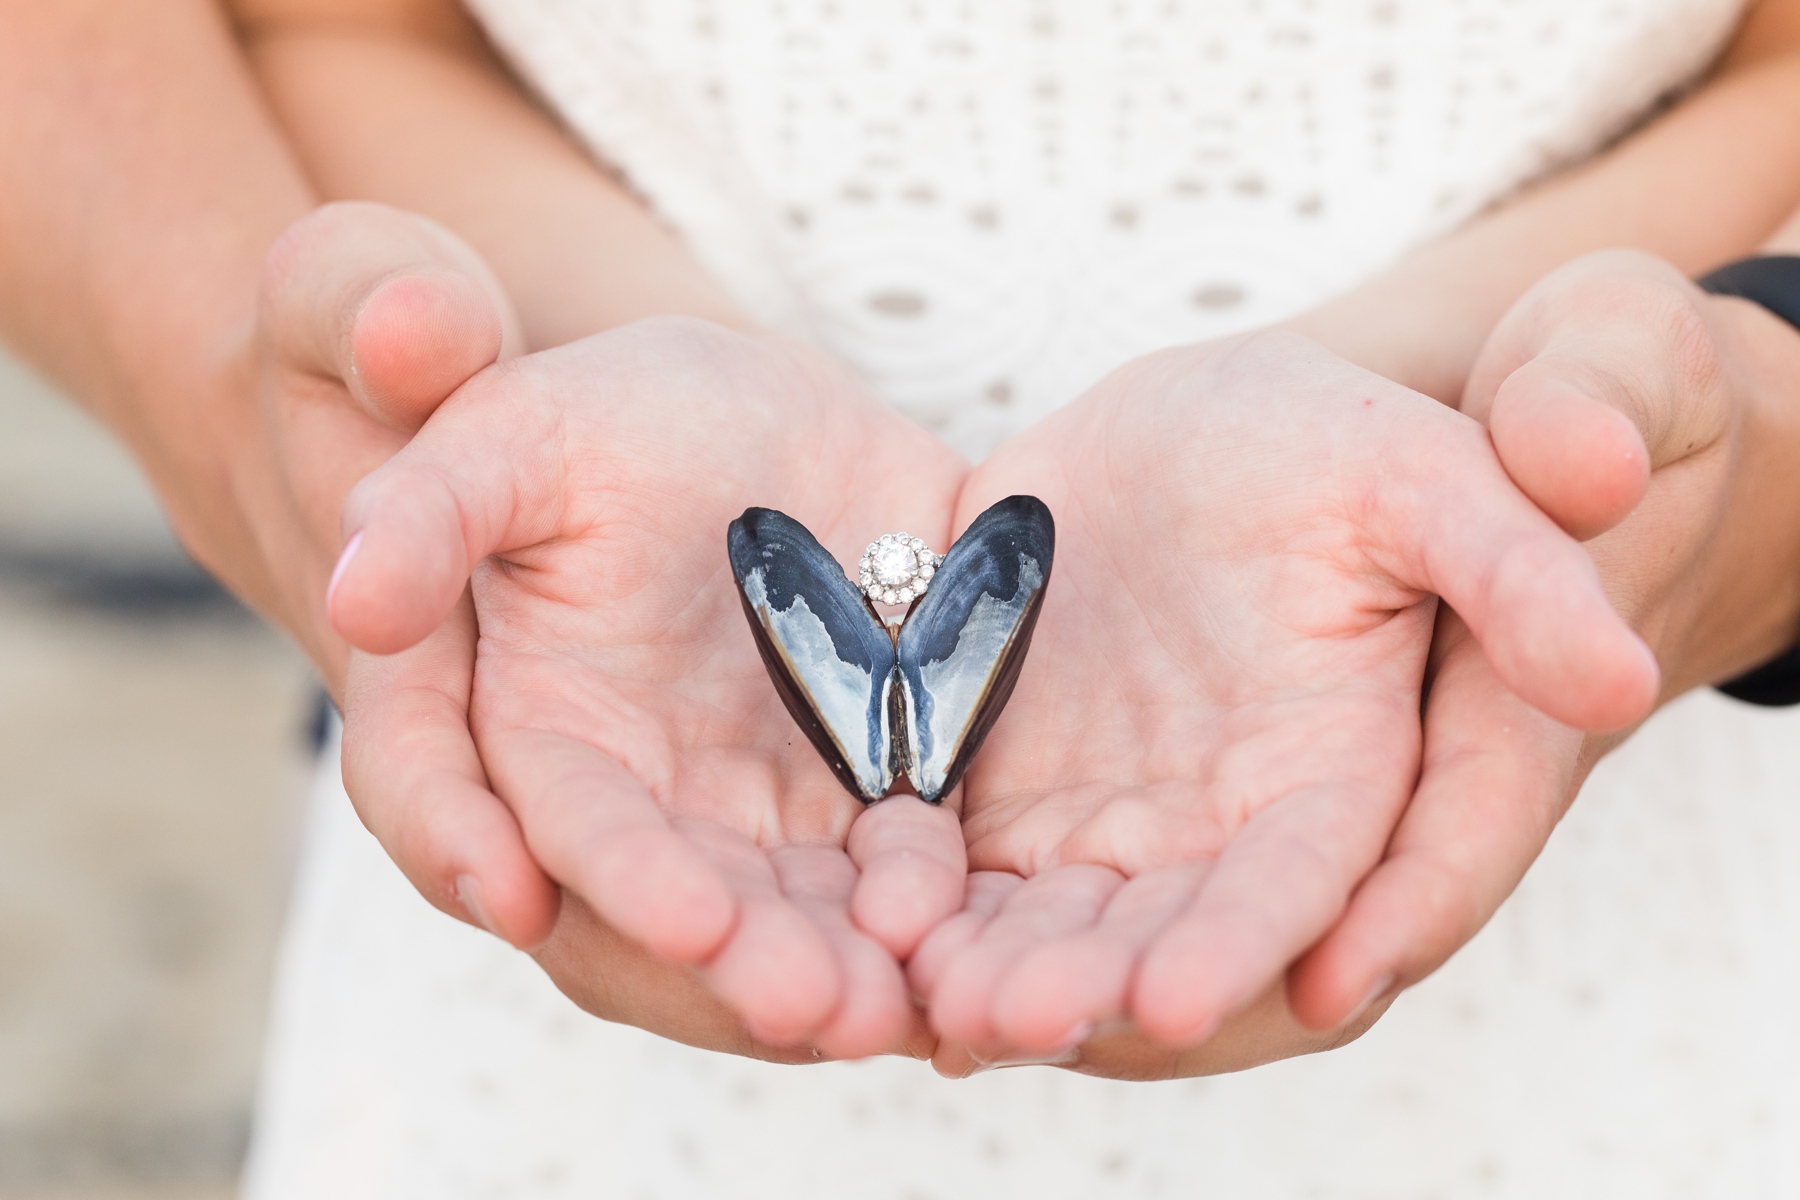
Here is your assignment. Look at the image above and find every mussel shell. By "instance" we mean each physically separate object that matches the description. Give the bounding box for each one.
[895,495,1055,803]
[728,508,898,803]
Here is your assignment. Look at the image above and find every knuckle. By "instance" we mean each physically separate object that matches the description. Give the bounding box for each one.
[1534,252,1687,334]
[260,202,377,293]
[593,314,755,396]
[1220,327,1322,379]
[1652,284,1726,399]
[1236,326,1314,358]
[1614,278,1726,451]
[1532,262,1725,450]
[612,312,739,359]
[257,220,315,313]
[259,201,437,311]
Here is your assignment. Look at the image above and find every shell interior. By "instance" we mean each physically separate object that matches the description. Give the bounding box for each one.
[728,496,1054,804]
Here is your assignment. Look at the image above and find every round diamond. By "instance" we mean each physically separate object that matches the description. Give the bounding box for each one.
[859,531,939,604]
[872,540,918,586]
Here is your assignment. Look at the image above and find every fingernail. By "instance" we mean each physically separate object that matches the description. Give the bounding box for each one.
[1348,973,1396,1023]
[981,1046,1084,1070]
[743,1017,789,1047]
[455,874,503,940]
[967,1025,1090,1071]
[326,531,364,613]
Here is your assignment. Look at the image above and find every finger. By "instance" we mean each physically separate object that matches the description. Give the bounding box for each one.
[1382,409,1660,733]
[274,205,537,654]
[907,871,1023,1001]
[927,865,1125,1051]
[325,356,571,654]
[927,1039,990,1080]
[991,862,1209,1055]
[769,844,913,1058]
[897,1006,941,1062]
[1464,252,1730,540]
[1287,619,1582,1029]
[261,200,524,429]
[1131,781,1401,1047]
[477,727,738,966]
[1486,366,1651,540]
[912,872,1025,1080]
[339,592,559,949]
[683,824,842,1047]
[532,893,817,1065]
[846,794,968,959]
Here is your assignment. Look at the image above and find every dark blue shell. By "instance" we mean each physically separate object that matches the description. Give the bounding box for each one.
[728,508,898,801]
[728,497,1054,804]
[895,495,1054,801]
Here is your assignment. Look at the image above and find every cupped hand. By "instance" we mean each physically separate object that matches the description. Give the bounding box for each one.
[242,200,523,680]
[331,316,973,1057]
[1287,249,1800,1030]
[239,198,575,957]
[264,201,950,1062]
[911,329,1661,1078]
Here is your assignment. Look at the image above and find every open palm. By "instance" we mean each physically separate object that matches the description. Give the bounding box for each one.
[914,331,1660,1075]
[330,316,970,1057]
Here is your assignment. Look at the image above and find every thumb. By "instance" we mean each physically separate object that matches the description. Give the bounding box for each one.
[1382,405,1661,734]
[259,200,525,431]
[327,359,566,655]
[1464,250,1730,540]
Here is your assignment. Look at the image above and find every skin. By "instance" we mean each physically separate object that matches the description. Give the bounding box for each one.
[328,304,1654,1068]
[917,252,1800,1078]
[338,314,974,1056]
[916,330,1655,1071]
[1287,244,1800,1040]
[5,0,1800,1076]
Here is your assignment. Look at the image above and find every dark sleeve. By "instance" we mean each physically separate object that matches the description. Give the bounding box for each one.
[1716,647,1800,707]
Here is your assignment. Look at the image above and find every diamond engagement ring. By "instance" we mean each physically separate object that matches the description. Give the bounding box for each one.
[858,532,940,605]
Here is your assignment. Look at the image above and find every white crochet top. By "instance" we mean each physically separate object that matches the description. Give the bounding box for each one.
[465,0,1742,456]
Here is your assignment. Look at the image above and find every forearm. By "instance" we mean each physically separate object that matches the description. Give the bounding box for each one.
[1291,0,1800,402]
[0,0,317,625]
[232,2,751,350]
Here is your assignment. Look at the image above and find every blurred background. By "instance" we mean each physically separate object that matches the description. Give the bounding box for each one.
[0,347,318,1199]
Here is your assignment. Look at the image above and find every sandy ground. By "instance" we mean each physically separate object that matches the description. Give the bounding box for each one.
[0,350,316,1199]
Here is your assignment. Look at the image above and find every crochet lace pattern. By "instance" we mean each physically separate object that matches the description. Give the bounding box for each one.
[467,0,1740,458]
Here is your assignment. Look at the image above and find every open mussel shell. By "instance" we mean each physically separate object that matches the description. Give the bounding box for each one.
[728,508,898,803]
[895,496,1054,802]
[727,496,1054,806]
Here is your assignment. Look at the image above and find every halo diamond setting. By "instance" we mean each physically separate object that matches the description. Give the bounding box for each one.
[858,533,940,605]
